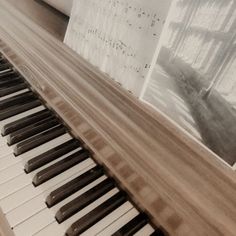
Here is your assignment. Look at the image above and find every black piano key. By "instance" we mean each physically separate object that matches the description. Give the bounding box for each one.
[0,60,9,65]
[2,109,51,136]
[8,117,59,145]
[0,57,6,64]
[112,213,149,236]
[150,229,165,236]
[0,82,28,97]
[0,70,17,79]
[0,62,12,72]
[14,124,66,156]
[0,74,20,83]
[32,149,89,186]
[56,178,115,223]
[0,99,42,121]
[25,139,81,173]
[0,91,36,110]
[46,165,104,207]
[0,76,23,87]
[65,191,127,236]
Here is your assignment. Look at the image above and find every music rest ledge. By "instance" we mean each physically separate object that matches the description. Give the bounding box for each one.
[0,1,235,235]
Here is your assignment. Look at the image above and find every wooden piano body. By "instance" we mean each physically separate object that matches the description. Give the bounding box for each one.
[0,1,236,235]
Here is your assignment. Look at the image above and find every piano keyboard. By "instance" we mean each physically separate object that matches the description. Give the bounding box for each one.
[0,54,165,236]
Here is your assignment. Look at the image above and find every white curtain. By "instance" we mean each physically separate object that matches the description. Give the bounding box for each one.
[141,0,236,141]
[163,0,236,84]
[64,0,172,96]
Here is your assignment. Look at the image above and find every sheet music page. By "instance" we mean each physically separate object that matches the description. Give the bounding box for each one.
[64,0,172,96]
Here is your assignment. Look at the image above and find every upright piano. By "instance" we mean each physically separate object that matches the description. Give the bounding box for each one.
[0,1,235,236]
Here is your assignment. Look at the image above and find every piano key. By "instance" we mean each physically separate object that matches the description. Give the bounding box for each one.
[0,173,32,200]
[33,149,89,186]
[80,202,133,236]
[0,141,81,187]
[0,88,29,101]
[0,57,6,63]
[13,205,56,236]
[0,83,28,98]
[0,135,75,199]
[150,229,166,236]
[0,105,45,129]
[112,213,149,236]
[0,62,12,72]
[96,208,139,236]
[0,74,24,85]
[0,133,72,165]
[0,99,42,121]
[7,173,105,228]
[1,160,95,214]
[46,165,104,207]
[0,144,13,159]
[0,163,24,185]
[0,70,16,79]
[133,224,155,236]
[31,188,119,236]
[0,69,16,77]
[7,116,59,145]
[14,124,66,156]
[0,146,79,186]
[2,108,51,136]
[0,91,36,109]
[65,191,127,236]
[25,139,81,173]
[0,153,19,171]
[0,59,9,64]
[0,76,23,87]
[56,177,115,223]
[0,73,19,84]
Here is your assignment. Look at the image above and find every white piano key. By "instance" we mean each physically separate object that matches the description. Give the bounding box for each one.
[0,153,19,171]
[0,135,8,146]
[0,155,94,202]
[6,159,99,227]
[0,133,72,169]
[0,68,11,74]
[133,224,155,235]
[7,193,47,227]
[96,207,139,236]
[0,133,73,172]
[7,174,106,228]
[0,88,29,101]
[14,188,119,236]
[13,206,55,236]
[1,162,96,214]
[0,145,13,159]
[0,173,31,200]
[0,162,24,184]
[18,133,73,163]
[0,184,42,214]
[81,202,133,236]
[0,142,80,186]
[0,105,45,129]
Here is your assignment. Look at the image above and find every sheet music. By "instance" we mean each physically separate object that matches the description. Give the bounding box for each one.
[64,0,172,96]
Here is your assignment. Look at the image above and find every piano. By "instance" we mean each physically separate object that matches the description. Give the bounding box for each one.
[0,1,235,236]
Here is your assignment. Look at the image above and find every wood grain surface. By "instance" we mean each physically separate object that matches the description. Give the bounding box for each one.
[0,1,235,236]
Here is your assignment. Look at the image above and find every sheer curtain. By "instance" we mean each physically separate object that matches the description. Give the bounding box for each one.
[141,0,236,164]
[64,0,171,96]
[163,0,236,88]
